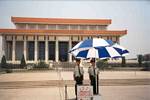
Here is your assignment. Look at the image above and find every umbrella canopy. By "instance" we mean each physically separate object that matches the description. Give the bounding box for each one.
[70,38,113,52]
[112,43,129,56]
[71,46,128,59]
[69,38,129,59]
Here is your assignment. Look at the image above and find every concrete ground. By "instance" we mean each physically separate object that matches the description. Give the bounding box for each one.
[67,85,150,100]
[0,71,150,82]
[0,71,150,100]
[0,86,149,100]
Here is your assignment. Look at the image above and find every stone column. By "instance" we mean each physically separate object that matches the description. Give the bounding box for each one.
[69,36,72,62]
[23,36,27,61]
[34,36,38,63]
[55,38,59,62]
[12,36,16,63]
[1,36,6,56]
[45,36,48,63]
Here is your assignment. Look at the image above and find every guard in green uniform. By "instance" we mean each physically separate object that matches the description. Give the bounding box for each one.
[73,58,84,98]
[88,59,99,95]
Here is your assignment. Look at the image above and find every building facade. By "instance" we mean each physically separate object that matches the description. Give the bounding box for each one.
[0,17,127,64]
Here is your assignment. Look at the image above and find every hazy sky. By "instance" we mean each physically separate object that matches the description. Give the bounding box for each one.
[0,0,150,58]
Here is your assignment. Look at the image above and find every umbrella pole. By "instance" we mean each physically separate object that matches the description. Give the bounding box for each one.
[95,58,99,94]
[95,58,97,95]
[97,71,99,94]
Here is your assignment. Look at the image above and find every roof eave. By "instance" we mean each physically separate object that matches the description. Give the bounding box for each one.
[11,16,112,25]
[0,29,127,36]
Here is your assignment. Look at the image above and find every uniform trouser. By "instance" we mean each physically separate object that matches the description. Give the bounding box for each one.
[90,76,97,94]
[75,77,83,96]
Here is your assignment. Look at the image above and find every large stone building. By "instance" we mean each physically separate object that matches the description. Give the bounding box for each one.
[0,17,127,64]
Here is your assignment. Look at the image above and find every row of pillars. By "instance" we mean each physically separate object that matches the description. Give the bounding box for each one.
[11,36,73,63]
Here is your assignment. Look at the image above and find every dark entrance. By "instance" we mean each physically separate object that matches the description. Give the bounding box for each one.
[48,41,55,61]
[38,41,45,60]
[27,41,34,60]
[6,41,12,60]
[59,42,68,62]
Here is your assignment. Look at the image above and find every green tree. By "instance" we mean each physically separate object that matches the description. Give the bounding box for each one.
[20,54,26,68]
[96,59,108,70]
[121,57,126,67]
[1,55,7,68]
[36,60,48,69]
[137,54,143,67]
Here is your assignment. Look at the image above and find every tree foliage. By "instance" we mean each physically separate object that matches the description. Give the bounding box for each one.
[121,57,126,67]
[1,55,7,68]
[20,54,26,68]
[137,54,143,67]
[96,59,108,70]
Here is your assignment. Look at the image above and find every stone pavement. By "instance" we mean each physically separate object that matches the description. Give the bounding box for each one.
[0,85,150,100]
[0,79,150,89]
[0,71,150,100]
[67,85,150,100]
[0,71,150,82]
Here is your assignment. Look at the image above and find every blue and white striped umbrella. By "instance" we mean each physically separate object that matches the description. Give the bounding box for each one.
[112,43,129,57]
[71,46,128,59]
[70,38,113,52]
[69,38,129,59]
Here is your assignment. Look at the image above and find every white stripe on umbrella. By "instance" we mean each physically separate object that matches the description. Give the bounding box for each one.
[92,38,110,47]
[87,48,99,58]
[105,47,121,58]
[69,38,129,59]
[71,46,124,59]
[70,41,83,51]
[69,38,112,52]
[112,43,126,50]
[112,43,129,56]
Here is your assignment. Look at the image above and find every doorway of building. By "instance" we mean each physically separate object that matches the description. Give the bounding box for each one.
[59,42,68,62]
[48,41,55,61]
[27,41,34,60]
[38,41,45,60]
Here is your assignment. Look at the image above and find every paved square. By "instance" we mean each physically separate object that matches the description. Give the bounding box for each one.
[0,71,150,100]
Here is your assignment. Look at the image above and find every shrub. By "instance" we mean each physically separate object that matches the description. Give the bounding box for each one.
[121,57,126,67]
[20,54,26,68]
[143,54,150,61]
[96,59,108,70]
[26,64,34,70]
[5,69,12,73]
[137,54,143,67]
[142,61,150,71]
[34,60,49,69]
[1,55,7,69]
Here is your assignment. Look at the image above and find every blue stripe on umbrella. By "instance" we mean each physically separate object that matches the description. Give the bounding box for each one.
[74,39,113,49]
[106,40,114,45]
[113,48,129,55]
[76,49,89,58]
[69,38,114,53]
[113,48,123,55]
[123,50,129,54]
[112,56,123,59]
[97,47,111,58]
[78,39,93,48]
